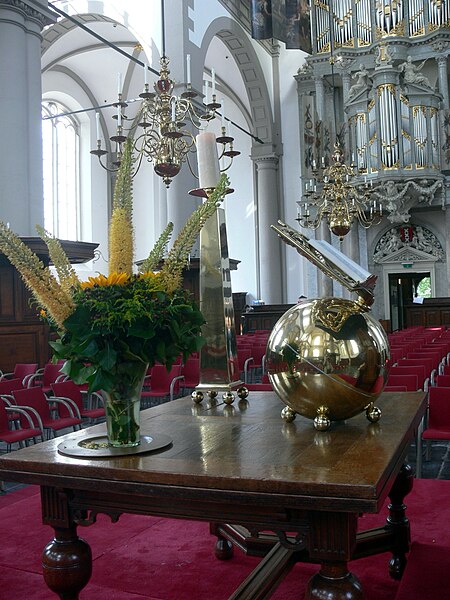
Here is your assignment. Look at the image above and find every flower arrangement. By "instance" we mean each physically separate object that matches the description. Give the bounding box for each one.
[0,138,229,446]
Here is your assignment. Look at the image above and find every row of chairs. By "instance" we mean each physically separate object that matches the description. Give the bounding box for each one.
[0,356,205,452]
[387,327,450,476]
[385,326,450,393]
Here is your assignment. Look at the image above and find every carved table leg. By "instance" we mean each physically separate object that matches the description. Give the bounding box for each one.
[306,511,363,600]
[210,522,234,560]
[386,463,414,580]
[41,486,92,599]
[43,526,92,599]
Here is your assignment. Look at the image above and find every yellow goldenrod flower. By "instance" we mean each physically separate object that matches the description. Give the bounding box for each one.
[109,206,134,275]
[0,221,75,329]
[36,225,80,292]
[40,309,47,318]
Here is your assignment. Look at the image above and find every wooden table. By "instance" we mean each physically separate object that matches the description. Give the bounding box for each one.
[0,391,426,600]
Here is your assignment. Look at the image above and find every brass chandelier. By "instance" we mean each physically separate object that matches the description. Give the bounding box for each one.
[91,55,239,188]
[296,141,382,240]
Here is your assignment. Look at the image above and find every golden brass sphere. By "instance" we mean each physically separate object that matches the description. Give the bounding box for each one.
[266,298,389,429]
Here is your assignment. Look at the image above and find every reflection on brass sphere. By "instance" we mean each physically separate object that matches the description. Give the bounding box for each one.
[207,390,218,400]
[281,406,296,422]
[191,390,204,404]
[314,406,331,431]
[206,397,218,409]
[266,298,389,428]
[238,398,249,411]
[366,403,382,423]
[223,405,236,417]
[314,432,332,447]
[223,391,235,405]
[237,386,249,399]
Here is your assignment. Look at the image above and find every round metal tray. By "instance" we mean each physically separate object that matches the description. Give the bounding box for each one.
[57,433,172,458]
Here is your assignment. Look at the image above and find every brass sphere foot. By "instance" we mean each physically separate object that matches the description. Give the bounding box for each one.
[237,386,249,399]
[222,391,235,405]
[207,390,218,400]
[314,406,331,431]
[366,403,382,423]
[191,390,204,404]
[281,406,296,423]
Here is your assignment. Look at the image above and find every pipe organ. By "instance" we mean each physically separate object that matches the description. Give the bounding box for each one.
[297,0,448,225]
[313,0,450,53]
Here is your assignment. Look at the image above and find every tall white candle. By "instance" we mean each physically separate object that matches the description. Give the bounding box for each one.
[211,68,216,96]
[144,63,148,86]
[204,80,209,105]
[186,54,191,85]
[197,131,220,189]
[117,72,122,95]
[95,112,100,140]
[117,105,122,127]
[171,100,176,122]
[221,98,225,128]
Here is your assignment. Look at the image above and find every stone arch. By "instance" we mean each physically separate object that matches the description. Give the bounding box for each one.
[199,16,274,145]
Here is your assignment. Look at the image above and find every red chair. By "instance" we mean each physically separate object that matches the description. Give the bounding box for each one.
[0,378,24,396]
[0,378,25,425]
[385,374,419,392]
[397,357,435,383]
[180,357,200,394]
[140,364,183,408]
[244,383,273,391]
[434,374,450,388]
[0,363,38,385]
[407,352,442,374]
[246,344,267,383]
[0,401,43,452]
[26,362,66,394]
[416,386,450,477]
[388,365,428,391]
[51,380,105,424]
[384,386,408,392]
[237,348,253,383]
[13,386,82,439]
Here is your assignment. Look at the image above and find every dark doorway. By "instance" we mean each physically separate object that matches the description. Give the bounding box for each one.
[388,272,431,331]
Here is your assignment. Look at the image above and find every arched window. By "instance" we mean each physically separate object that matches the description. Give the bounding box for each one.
[42,101,80,240]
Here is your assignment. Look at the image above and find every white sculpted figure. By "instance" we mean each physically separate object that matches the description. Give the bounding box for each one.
[399,56,431,88]
[348,65,371,98]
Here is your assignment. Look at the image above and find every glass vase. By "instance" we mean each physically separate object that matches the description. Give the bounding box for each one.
[102,361,148,448]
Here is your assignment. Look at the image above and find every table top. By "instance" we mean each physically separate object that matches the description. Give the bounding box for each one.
[0,391,426,513]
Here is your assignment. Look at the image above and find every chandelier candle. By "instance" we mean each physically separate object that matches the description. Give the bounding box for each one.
[197,131,220,189]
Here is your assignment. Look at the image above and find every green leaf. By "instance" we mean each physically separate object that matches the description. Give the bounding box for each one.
[97,345,117,370]
[89,368,114,393]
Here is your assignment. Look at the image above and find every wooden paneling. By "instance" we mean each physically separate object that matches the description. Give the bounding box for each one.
[405,298,450,328]
[241,304,294,333]
[0,238,98,372]
[0,267,15,320]
[0,325,47,372]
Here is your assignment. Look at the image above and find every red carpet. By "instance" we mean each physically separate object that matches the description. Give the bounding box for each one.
[0,479,449,599]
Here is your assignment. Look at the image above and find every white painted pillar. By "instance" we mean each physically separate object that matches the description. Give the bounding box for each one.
[317,222,333,297]
[437,56,449,109]
[254,155,283,303]
[0,1,54,235]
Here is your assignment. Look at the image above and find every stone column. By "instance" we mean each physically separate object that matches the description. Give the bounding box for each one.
[0,0,54,235]
[166,165,199,240]
[317,222,333,297]
[445,199,450,296]
[437,56,449,109]
[314,76,326,121]
[342,224,361,299]
[341,73,351,103]
[253,154,283,304]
